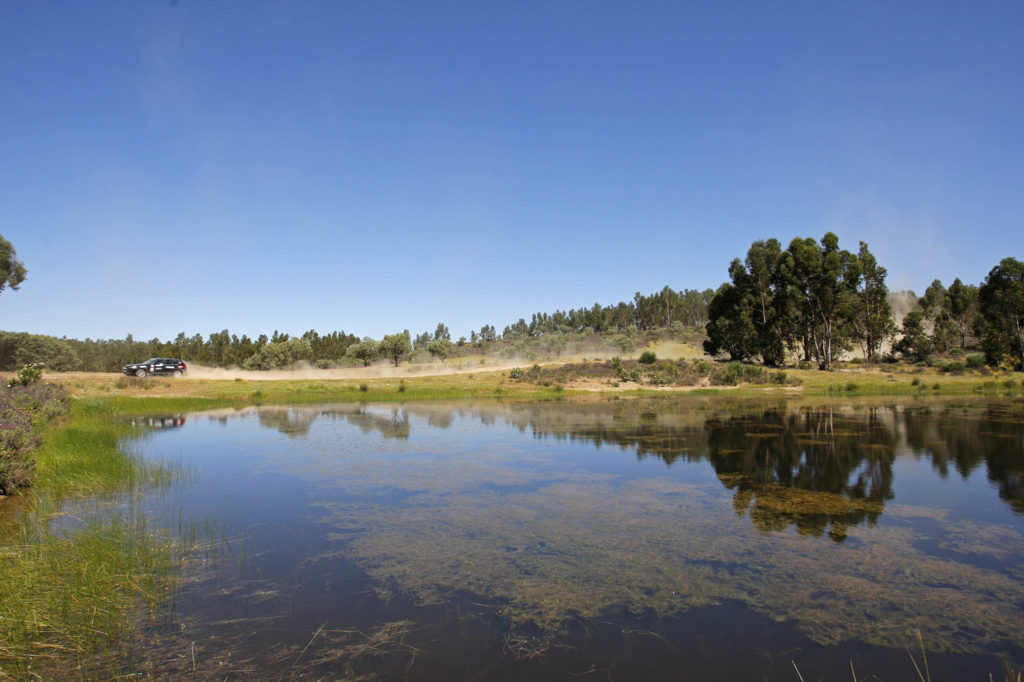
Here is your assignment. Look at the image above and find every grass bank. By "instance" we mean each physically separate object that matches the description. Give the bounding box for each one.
[0,395,189,679]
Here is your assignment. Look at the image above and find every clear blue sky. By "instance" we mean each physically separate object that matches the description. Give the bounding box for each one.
[2,1,1021,342]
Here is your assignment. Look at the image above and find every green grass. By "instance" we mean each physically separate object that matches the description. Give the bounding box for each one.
[0,508,184,678]
[0,395,192,679]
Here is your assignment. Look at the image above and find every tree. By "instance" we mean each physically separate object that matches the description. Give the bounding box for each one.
[946,278,978,350]
[743,240,786,365]
[779,233,861,370]
[0,235,27,295]
[413,331,432,351]
[919,279,957,352]
[433,323,451,341]
[703,277,758,361]
[347,339,379,367]
[977,257,1024,370]
[850,242,895,362]
[379,331,412,366]
[895,311,932,363]
[427,338,452,362]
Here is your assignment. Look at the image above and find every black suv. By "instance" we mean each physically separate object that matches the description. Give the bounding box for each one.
[123,358,188,378]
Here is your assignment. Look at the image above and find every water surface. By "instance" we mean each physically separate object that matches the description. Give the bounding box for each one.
[128,398,1024,679]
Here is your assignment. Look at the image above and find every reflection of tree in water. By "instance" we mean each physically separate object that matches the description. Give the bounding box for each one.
[246,399,1024,518]
[902,403,1024,514]
[253,406,411,440]
[511,400,1024,534]
[257,408,316,437]
[705,408,896,542]
[342,408,411,440]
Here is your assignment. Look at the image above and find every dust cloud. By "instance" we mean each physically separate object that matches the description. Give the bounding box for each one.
[182,356,542,381]
[888,290,919,326]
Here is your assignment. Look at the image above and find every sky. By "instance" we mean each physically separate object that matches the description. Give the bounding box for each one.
[2,1,1022,342]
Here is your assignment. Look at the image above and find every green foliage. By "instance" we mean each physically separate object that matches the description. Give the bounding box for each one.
[977,257,1024,370]
[379,331,412,366]
[347,339,379,367]
[895,311,932,363]
[241,338,313,370]
[710,361,766,386]
[509,367,524,379]
[638,351,657,364]
[0,233,27,296]
[938,360,966,374]
[0,382,69,494]
[966,352,986,369]
[0,333,81,372]
[426,338,453,362]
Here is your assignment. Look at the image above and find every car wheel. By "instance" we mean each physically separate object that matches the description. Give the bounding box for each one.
[173,370,183,378]
[135,369,147,378]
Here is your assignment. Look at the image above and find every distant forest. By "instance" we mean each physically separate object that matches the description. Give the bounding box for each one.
[0,286,716,373]
[1,233,1021,373]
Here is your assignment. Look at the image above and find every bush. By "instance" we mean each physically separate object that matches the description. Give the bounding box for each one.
[0,382,69,493]
[7,362,44,388]
[638,351,657,365]
[939,360,966,374]
[711,361,765,386]
[508,367,524,379]
[966,353,986,369]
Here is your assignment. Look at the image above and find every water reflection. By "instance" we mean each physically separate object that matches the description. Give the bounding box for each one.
[141,398,1024,677]
[245,400,1024,526]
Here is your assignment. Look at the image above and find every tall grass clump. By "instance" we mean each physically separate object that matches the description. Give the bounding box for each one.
[0,506,183,678]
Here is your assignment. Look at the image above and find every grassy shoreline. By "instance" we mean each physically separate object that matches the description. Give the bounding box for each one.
[45,362,1024,405]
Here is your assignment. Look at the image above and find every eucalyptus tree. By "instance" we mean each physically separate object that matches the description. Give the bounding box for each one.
[850,242,895,362]
[779,233,861,370]
[743,239,786,365]
[977,257,1024,370]
[919,280,958,352]
[946,278,979,350]
[703,272,759,361]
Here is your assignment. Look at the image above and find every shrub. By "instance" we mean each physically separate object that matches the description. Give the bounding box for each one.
[939,360,966,374]
[508,367,524,379]
[966,353,986,369]
[359,383,369,393]
[398,380,407,393]
[0,382,69,493]
[711,361,765,386]
[638,351,657,365]
[7,362,44,388]
[849,357,864,365]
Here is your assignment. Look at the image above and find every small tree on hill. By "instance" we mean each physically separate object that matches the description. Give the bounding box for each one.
[427,339,452,362]
[347,339,379,367]
[379,331,412,366]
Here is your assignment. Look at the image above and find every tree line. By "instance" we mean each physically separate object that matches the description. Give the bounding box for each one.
[0,284,715,371]
[703,233,1023,370]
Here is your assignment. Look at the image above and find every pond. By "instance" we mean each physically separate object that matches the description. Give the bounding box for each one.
[125,398,1024,680]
